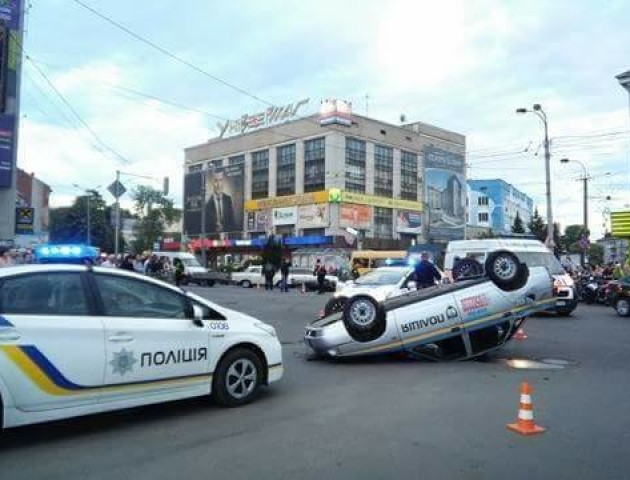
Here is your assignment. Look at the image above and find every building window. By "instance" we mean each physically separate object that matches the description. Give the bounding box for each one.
[345,137,366,193]
[374,207,393,238]
[304,137,326,193]
[478,212,489,222]
[276,144,296,196]
[478,196,489,206]
[208,159,223,171]
[400,150,418,200]
[229,155,244,166]
[374,144,393,197]
[251,150,269,199]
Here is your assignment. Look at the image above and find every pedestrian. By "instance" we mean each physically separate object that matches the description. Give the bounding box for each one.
[413,251,441,288]
[262,261,275,291]
[280,259,291,293]
[119,254,135,271]
[173,258,185,287]
[313,259,327,294]
[101,254,116,268]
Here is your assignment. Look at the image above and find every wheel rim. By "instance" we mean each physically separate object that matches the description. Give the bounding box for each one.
[349,299,376,327]
[617,299,630,315]
[225,358,257,399]
[493,255,517,280]
[243,281,250,288]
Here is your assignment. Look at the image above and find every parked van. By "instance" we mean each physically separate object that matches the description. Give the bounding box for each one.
[444,239,577,316]
[152,251,227,286]
[350,250,407,276]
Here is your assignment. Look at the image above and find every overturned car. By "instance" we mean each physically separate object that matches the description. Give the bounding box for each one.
[304,250,556,361]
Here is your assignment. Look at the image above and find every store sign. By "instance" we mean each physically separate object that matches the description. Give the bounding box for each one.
[340,204,371,230]
[246,210,271,232]
[319,99,353,126]
[298,203,329,228]
[15,207,33,234]
[217,98,310,138]
[245,190,328,211]
[611,211,630,237]
[272,206,297,226]
[397,210,422,234]
[340,191,423,211]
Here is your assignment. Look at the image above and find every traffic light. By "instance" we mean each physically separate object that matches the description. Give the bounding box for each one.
[163,176,169,196]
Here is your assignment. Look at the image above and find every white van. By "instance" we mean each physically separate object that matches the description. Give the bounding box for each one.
[153,251,226,286]
[444,238,577,316]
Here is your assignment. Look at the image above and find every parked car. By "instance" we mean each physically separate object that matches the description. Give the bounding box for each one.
[153,251,228,286]
[282,268,338,291]
[232,265,265,288]
[305,250,555,361]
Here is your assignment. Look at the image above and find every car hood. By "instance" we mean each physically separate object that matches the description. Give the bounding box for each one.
[336,283,397,301]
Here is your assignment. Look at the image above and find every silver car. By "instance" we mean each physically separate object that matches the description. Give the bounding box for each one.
[304,250,555,361]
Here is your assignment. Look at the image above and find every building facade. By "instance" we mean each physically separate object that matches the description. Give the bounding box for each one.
[597,236,628,265]
[183,100,466,253]
[467,179,533,235]
[13,168,51,248]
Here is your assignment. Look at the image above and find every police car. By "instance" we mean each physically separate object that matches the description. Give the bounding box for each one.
[305,250,555,360]
[0,246,282,430]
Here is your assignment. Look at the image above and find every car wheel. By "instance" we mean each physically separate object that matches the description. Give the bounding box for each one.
[213,348,263,407]
[324,297,346,316]
[342,295,387,343]
[181,277,189,286]
[206,280,216,287]
[484,250,528,291]
[452,258,484,281]
[615,298,630,317]
[241,280,252,288]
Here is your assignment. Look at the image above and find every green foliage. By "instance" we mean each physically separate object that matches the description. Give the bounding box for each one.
[131,186,180,253]
[260,235,283,268]
[587,243,604,266]
[527,208,546,242]
[562,224,589,254]
[511,212,525,234]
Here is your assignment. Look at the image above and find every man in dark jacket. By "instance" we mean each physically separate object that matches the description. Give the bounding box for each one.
[280,259,291,293]
[205,171,236,233]
[314,259,327,294]
[413,252,441,288]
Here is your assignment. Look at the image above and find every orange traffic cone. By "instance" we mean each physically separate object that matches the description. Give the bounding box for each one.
[507,382,546,436]
[514,328,528,341]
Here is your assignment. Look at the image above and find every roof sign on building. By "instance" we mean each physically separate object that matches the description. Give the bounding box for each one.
[217,98,310,138]
[319,99,353,126]
[611,211,630,238]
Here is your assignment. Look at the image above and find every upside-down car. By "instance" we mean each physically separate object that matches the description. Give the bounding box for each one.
[304,250,555,361]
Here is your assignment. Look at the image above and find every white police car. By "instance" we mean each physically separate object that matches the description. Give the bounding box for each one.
[0,261,282,430]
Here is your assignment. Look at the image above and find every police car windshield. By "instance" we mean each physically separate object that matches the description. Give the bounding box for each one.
[355,268,406,285]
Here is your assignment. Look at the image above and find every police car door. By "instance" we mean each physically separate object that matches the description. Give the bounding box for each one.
[0,270,105,411]
[93,273,212,404]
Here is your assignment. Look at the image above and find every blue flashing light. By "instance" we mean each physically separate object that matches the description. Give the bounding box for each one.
[385,258,393,266]
[35,244,100,264]
[407,258,418,267]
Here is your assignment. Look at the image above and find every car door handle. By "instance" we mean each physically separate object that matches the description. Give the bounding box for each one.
[108,333,134,343]
[0,333,21,341]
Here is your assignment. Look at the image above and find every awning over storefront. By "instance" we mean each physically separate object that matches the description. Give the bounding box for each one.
[188,235,334,250]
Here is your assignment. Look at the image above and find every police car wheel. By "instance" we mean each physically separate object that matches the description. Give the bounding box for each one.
[213,348,263,407]
[342,295,387,343]
[241,280,252,288]
[485,250,528,292]
[615,298,630,317]
[452,258,484,281]
[325,297,346,316]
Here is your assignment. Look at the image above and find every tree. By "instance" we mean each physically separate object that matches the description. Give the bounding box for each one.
[511,212,525,234]
[49,191,123,252]
[587,243,604,266]
[132,186,180,253]
[527,208,546,243]
[260,235,283,269]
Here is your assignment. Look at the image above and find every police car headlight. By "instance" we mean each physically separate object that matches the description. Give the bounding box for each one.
[254,322,277,337]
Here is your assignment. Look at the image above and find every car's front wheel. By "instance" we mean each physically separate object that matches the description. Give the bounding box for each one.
[213,348,263,407]
[484,250,529,291]
[240,280,252,288]
[342,295,387,342]
[615,298,630,317]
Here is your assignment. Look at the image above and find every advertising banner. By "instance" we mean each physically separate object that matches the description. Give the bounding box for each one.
[272,206,297,226]
[14,206,32,234]
[0,0,24,188]
[245,190,328,211]
[423,146,466,241]
[340,203,371,229]
[331,189,423,211]
[298,203,329,228]
[397,210,422,234]
[611,211,630,238]
[246,210,271,232]
[183,163,245,235]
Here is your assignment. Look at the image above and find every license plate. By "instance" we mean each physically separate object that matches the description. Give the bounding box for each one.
[557,301,566,306]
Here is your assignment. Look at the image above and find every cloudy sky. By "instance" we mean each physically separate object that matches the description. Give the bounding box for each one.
[17,0,630,238]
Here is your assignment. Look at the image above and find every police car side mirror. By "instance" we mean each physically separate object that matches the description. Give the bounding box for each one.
[407,281,417,291]
[192,304,205,327]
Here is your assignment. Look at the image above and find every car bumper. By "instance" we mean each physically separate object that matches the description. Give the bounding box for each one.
[267,363,284,383]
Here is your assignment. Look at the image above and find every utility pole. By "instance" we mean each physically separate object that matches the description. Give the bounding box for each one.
[86,193,91,245]
[114,170,120,256]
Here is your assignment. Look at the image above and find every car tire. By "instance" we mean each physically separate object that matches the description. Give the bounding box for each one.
[615,298,630,317]
[484,250,529,292]
[241,280,252,288]
[324,297,347,316]
[206,280,216,287]
[452,258,484,281]
[213,348,263,407]
[342,295,387,343]
[181,277,190,286]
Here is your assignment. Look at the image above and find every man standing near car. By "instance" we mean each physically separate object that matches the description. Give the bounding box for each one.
[314,259,327,294]
[414,251,441,288]
[280,259,291,293]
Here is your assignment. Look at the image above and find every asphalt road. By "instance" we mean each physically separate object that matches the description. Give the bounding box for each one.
[1,285,629,480]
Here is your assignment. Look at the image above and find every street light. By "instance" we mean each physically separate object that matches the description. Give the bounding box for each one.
[516,103,554,248]
[73,184,101,245]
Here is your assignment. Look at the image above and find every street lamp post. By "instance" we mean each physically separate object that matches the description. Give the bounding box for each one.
[560,158,589,232]
[73,184,100,245]
[516,104,554,248]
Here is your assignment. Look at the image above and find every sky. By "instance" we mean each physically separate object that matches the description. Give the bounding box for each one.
[16,0,630,239]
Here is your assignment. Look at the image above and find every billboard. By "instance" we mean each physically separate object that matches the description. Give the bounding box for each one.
[246,210,271,232]
[340,203,371,229]
[0,0,24,188]
[14,206,32,234]
[183,164,245,235]
[397,210,422,234]
[298,203,329,228]
[272,206,297,226]
[424,146,465,241]
[611,211,630,238]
